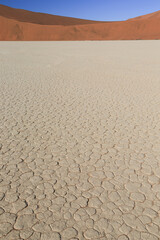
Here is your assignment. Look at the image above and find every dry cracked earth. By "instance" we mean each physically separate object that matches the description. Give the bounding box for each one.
[0,41,160,240]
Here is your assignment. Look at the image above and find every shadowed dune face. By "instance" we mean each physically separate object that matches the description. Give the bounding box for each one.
[0,4,102,26]
[0,4,160,40]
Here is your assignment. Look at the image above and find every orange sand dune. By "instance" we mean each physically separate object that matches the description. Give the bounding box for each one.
[0,4,160,40]
[0,4,102,26]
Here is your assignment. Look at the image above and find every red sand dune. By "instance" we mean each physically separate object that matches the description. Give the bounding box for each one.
[0,4,160,40]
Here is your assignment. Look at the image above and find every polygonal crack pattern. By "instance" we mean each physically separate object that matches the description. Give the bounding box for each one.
[1,42,160,239]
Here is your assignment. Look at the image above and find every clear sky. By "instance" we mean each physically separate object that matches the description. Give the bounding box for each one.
[0,0,160,21]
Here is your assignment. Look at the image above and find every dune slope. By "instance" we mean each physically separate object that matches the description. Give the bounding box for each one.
[0,4,160,40]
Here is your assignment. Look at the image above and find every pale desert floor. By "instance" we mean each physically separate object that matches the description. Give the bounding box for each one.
[0,41,160,240]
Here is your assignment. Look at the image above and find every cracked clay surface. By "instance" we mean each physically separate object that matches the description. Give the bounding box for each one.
[0,41,160,239]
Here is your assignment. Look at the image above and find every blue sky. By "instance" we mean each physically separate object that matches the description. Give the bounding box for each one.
[0,0,160,21]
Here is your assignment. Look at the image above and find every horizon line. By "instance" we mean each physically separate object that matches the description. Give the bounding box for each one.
[0,3,160,22]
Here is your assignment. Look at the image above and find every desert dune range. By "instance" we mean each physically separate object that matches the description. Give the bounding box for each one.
[1,4,160,40]
[1,41,160,239]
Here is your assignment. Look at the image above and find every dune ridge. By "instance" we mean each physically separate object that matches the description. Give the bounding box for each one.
[0,4,160,40]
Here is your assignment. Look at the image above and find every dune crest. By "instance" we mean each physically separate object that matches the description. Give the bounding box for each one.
[0,4,160,40]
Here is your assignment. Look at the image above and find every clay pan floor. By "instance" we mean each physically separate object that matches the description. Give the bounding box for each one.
[0,41,160,240]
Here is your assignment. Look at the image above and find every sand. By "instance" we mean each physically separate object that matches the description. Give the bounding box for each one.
[1,4,160,40]
[0,41,160,239]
